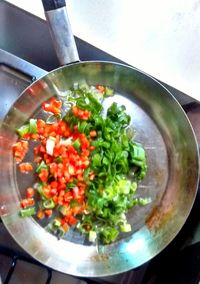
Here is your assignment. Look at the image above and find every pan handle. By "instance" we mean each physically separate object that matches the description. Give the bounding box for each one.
[41,0,80,66]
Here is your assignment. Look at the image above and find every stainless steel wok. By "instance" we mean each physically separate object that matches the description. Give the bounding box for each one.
[0,0,199,277]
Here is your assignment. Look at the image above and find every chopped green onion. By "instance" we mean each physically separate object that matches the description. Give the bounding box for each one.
[92,153,102,167]
[53,219,61,227]
[117,179,131,194]
[46,136,56,156]
[99,227,119,244]
[36,183,48,200]
[138,197,152,205]
[59,205,68,216]
[29,118,37,134]
[56,227,66,238]
[78,121,87,133]
[72,139,81,151]
[36,161,48,173]
[43,199,55,209]
[19,207,36,217]
[89,230,97,242]
[104,87,114,97]
[130,144,146,162]
[130,182,137,193]
[69,199,79,208]
[66,180,77,190]
[120,223,132,232]
[16,124,29,137]
[54,156,63,163]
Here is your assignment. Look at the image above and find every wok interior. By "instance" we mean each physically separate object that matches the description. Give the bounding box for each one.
[0,62,198,276]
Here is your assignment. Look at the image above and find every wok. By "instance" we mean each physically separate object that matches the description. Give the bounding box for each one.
[0,0,199,277]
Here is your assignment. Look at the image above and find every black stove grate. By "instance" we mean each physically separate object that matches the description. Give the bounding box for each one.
[0,247,109,284]
[0,245,52,284]
[0,242,106,284]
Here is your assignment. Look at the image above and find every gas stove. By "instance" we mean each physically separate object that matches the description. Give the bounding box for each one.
[0,2,200,284]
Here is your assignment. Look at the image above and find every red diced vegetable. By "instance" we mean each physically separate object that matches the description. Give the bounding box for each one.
[26,187,34,198]
[19,162,33,173]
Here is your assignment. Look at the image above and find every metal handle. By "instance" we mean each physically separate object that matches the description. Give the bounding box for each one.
[42,0,66,11]
[41,0,80,65]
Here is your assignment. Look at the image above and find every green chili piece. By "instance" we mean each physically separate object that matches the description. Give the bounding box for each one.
[104,87,114,97]
[36,183,48,200]
[78,121,87,133]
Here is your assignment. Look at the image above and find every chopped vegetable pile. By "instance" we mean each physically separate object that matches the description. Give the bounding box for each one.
[13,83,149,245]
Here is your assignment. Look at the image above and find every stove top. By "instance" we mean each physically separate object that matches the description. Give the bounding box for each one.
[0,2,200,284]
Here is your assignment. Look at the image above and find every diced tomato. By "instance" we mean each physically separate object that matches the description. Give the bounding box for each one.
[59,190,65,197]
[38,168,49,182]
[89,172,96,180]
[42,97,62,115]
[34,156,42,163]
[22,133,31,140]
[64,191,73,202]
[44,209,53,218]
[37,210,45,220]
[57,182,66,191]
[72,187,79,199]
[20,198,35,208]
[62,222,69,232]
[26,187,34,198]
[68,215,77,225]
[77,181,87,191]
[77,174,83,181]
[19,162,33,173]
[96,84,105,93]
[31,133,39,140]
[57,196,64,205]
[90,130,97,138]
[81,159,90,168]
[72,106,79,116]
[72,106,91,120]
[37,119,46,128]
[15,97,95,233]
[68,165,75,175]
[42,186,51,198]
[50,181,58,188]
[13,141,29,163]
[52,195,58,203]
